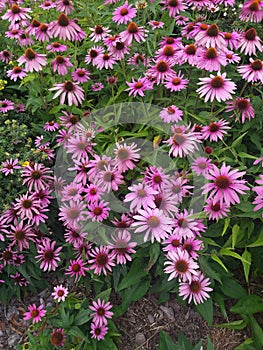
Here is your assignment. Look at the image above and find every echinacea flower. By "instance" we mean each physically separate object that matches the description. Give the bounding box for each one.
[164,71,189,92]
[72,68,90,83]
[35,23,51,42]
[195,23,226,50]
[87,200,110,222]
[7,221,35,251]
[238,28,263,56]
[50,328,66,347]
[59,200,88,229]
[239,0,263,23]
[6,66,27,81]
[2,4,31,25]
[159,105,183,123]
[112,1,137,25]
[108,230,137,264]
[191,157,213,176]
[124,183,157,212]
[125,76,153,97]
[148,20,164,29]
[202,119,230,142]
[17,48,47,72]
[52,284,69,302]
[197,72,236,103]
[52,55,73,75]
[49,80,85,106]
[160,0,187,17]
[89,298,114,326]
[88,246,116,275]
[49,13,86,41]
[21,163,53,192]
[35,239,62,272]
[143,165,171,190]
[65,258,89,282]
[91,323,108,341]
[204,198,231,220]
[237,58,263,83]
[225,97,255,123]
[164,248,199,282]
[196,47,227,72]
[147,59,175,85]
[252,175,263,217]
[23,304,46,324]
[46,41,67,53]
[89,25,111,42]
[120,22,148,45]
[0,99,15,113]
[56,0,74,14]
[0,50,11,63]
[173,209,206,239]
[202,163,249,206]
[179,273,213,304]
[114,142,141,172]
[0,158,21,175]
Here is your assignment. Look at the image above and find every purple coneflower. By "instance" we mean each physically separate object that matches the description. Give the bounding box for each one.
[237,58,263,83]
[23,304,46,324]
[173,209,205,239]
[195,23,226,49]
[59,200,88,229]
[0,50,11,63]
[72,68,90,83]
[162,233,182,252]
[89,298,114,326]
[21,163,53,192]
[239,0,263,22]
[143,165,170,190]
[238,28,263,56]
[87,200,110,222]
[65,258,89,282]
[253,175,263,217]
[49,80,85,106]
[49,13,86,41]
[56,0,74,14]
[91,323,108,341]
[202,119,230,142]
[124,183,157,212]
[191,157,213,176]
[164,71,189,92]
[0,158,20,175]
[147,59,175,85]
[108,230,137,264]
[89,25,110,42]
[148,20,164,29]
[35,23,51,42]
[120,22,147,45]
[7,221,35,251]
[160,0,187,17]
[113,1,137,24]
[226,97,255,123]
[52,284,69,302]
[44,121,60,131]
[17,48,47,72]
[88,246,116,275]
[46,41,67,53]
[7,66,27,81]
[92,82,104,91]
[35,239,62,272]
[114,142,141,173]
[50,328,66,347]
[39,1,57,10]
[223,31,241,50]
[179,273,213,304]
[159,105,183,123]
[52,55,73,75]
[0,99,15,113]
[196,47,227,72]
[2,4,31,25]
[125,76,153,97]
[204,198,231,220]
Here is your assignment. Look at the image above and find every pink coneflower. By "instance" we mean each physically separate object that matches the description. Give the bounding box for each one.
[14,192,42,222]
[124,183,157,212]
[108,230,136,264]
[52,55,73,75]
[59,200,88,229]
[204,198,231,220]
[127,52,150,68]
[110,39,130,60]
[160,0,187,17]
[0,158,20,175]
[132,207,173,243]
[225,50,241,64]
[65,258,89,282]
[88,246,116,275]
[94,52,117,70]
[120,22,148,45]
[191,157,213,176]
[237,58,263,83]
[89,298,114,326]
[24,304,46,324]
[86,155,113,181]
[46,41,67,53]
[239,0,263,22]
[34,189,53,208]
[59,111,79,130]
[164,249,199,282]
[39,1,57,10]
[35,239,62,272]
[202,119,230,142]
[114,142,141,173]
[112,213,134,228]
[113,1,137,24]
[253,175,263,217]
[164,124,202,158]
[125,76,153,97]
[92,82,104,91]
[0,50,11,63]
[147,59,175,84]
[184,0,209,9]
[195,23,226,50]
[197,72,236,103]
[182,238,202,259]
[175,43,201,66]
[44,121,60,131]
[50,80,85,106]
[0,99,15,113]
[202,163,249,206]
[7,66,27,82]
[238,28,263,56]
[173,209,206,239]
[49,13,86,41]
[50,328,66,347]
[155,44,178,64]
[196,47,227,72]
[34,23,51,42]
[64,228,84,246]
[179,273,213,304]
[91,322,108,341]
[10,272,29,287]
[87,200,110,222]
[226,97,255,123]
[89,25,110,42]
[5,28,23,39]
[17,48,47,72]
[164,71,189,92]
[7,221,35,251]
[18,32,35,47]
[85,46,104,65]
[143,165,170,190]
[148,20,165,29]
[153,191,179,216]
[26,19,41,36]
[61,183,83,202]
[21,163,53,192]
[72,68,90,83]
[56,0,74,14]
[84,183,103,203]
[2,4,31,25]
[96,166,123,192]
[223,31,241,50]
[159,105,183,123]
[162,233,182,252]
[52,284,69,302]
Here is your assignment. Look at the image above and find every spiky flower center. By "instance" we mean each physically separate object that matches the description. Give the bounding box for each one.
[68,208,79,219]
[11,4,21,14]
[172,133,185,146]
[163,45,175,56]
[154,195,163,208]
[135,81,143,89]
[96,253,108,266]
[168,107,175,114]
[103,54,110,61]
[186,44,196,55]
[97,160,108,171]
[104,171,114,182]
[251,59,262,70]
[200,23,208,30]
[249,1,259,11]
[205,47,217,59]
[95,25,103,34]
[166,37,175,44]
[211,76,224,88]
[168,0,178,6]
[57,290,65,297]
[53,42,61,48]
[215,175,230,189]
[15,230,26,241]
[1,103,7,107]
[72,263,81,272]
[116,41,125,50]
[224,32,232,40]
[44,250,55,261]
[183,243,193,253]
[64,81,74,92]
[147,215,160,228]
[25,49,36,60]
[206,24,219,37]
[97,307,105,316]
[128,22,138,34]
[172,239,180,247]
[31,19,40,27]
[172,77,181,85]
[93,207,103,216]
[69,115,78,124]
[209,122,219,132]
[31,170,42,180]
[153,174,162,184]
[58,14,69,27]
[89,187,97,195]
[3,50,10,57]
[51,332,64,345]
[175,259,188,273]
[90,49,98,58]
[245,28,256,41]
[39,23,48,32]
[22,199,33,209]
[3,251,13,260]
[120,8,129,15]
[117,148,129,160]
[237,99,249,110]
[31,310,39,318]
[13,66,22,74]
[211,202,221,211]
[63,0,70,5]
[177,218,188,228]
[95,327,101,335]
[137,189,146,197]
[156,60,169,72]
[56,56,65,64]
[189,280,201,293]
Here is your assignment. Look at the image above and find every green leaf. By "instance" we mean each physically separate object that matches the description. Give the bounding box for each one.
[159,331,178,350]
[231,224,240,249]
[211,254,228,272]
[230,295,263,315]
[195,297,213,326]
[178,332,193,350]
[68,326,88,340]
[121,277,151,311]
[247,231,263,248]
[96,288,112,302]
[216,319,247,330]
[207,336,216,350]
[248,315,263,349]
[221,218,230,236]
[232,131,248,148]
[238,152,257,160]
[117,258,148,291]
[219,248,251,265]
[146,242,160,271]
[219,278,247,299]
[242,249,251,284]
[74,309,92,326]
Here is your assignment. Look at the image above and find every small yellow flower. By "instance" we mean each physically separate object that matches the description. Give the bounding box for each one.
[0,79,7,91]
[22,161,30,167]
[9,61,14,66]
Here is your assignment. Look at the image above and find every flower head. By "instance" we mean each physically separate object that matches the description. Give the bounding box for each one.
[24,304,46,324]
